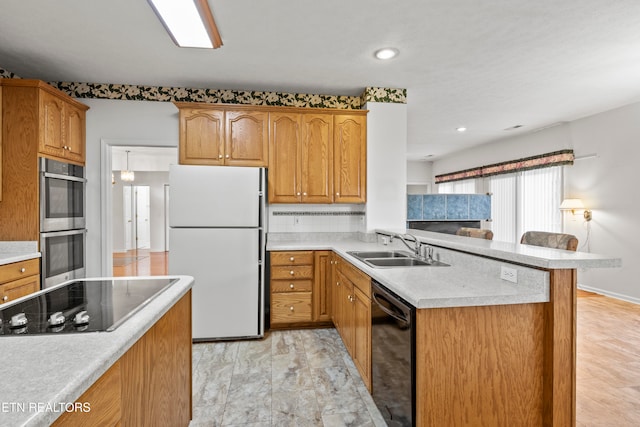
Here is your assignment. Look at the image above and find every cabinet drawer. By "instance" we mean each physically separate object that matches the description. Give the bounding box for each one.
[0,258,40,285]
[271,292,312,324]
[271,251,314,266]
[271,279,312,293]
[271,265,314,280]
[0,274,40,304]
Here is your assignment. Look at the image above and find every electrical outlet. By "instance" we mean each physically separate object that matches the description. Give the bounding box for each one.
[500,266,518,283]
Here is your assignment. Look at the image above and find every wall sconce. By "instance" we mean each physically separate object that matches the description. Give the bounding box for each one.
[560,198,592,221]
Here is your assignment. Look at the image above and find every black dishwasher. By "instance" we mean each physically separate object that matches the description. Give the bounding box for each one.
[371,280,416,427]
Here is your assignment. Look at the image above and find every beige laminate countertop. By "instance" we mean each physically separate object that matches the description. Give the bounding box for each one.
[267,230,621,310]
[0,241,40,266]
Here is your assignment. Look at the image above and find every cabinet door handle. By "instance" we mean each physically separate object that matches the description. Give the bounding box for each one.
[289,257,294,261]
[218,154,223,159]
[290,306,294,311]
[20,268,26,273]
[289,283,294,289]
[296,192,301,196]
[225,154,230,159]
[336,192,340,196]
[303,192,307,196]
[289,270,294,276]
[2,296,8,302]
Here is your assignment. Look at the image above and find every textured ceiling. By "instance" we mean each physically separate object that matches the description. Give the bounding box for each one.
[2,0,640,160]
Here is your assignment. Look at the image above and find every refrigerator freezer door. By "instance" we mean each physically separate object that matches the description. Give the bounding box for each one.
[169,165,261,227]
[169,227,263,340]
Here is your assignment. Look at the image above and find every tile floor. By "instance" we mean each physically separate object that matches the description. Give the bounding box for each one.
[190,328,386,427]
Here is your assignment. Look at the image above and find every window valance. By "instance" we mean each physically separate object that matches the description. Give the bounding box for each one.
[435,149,574,184]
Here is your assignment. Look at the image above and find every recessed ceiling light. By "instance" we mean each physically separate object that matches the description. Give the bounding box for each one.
[148,0,222,48]
[374,48,399,60]
[456,127,467,132]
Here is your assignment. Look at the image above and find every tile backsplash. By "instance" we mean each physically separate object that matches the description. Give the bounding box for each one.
[267,204,365,233]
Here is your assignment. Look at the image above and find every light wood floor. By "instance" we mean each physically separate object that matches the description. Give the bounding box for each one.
[112,249,168,277]
[115,254,640,425]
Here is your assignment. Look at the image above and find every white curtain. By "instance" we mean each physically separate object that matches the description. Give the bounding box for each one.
[489,174,517,243]
[488,166,563,243]
[438,179,476,194]
[519,167,563,234]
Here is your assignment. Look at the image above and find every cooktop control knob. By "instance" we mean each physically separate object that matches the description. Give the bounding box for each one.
[10,313,28,328]
[48,311,65,327]
[74,310,90,326]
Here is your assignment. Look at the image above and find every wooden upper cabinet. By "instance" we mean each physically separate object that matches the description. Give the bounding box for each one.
[302,114,333,203]
[0,85,3,202]
[175,104,267,166]
[225,110,268,166]
[179,108,224,165]
[174,103,367,204]
[334,114,366,203]
[64,103,86,163]
[269,112,334,204]
[39,90,65,156]
[38,88,87,164]
[269,112,301,203]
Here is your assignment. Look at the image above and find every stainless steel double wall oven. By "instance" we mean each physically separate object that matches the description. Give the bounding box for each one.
[39,158,87,289]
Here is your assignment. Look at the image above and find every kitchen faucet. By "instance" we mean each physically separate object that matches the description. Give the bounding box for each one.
[392,233,434,261]
[392,233,421,257]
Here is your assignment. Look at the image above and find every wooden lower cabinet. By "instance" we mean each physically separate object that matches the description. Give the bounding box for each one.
[270,251,314,327]
[332,255,372,390]
[270,250,334,328]
[52,362,122,427]
[313,251,332,322]
[0,258,40,304]
[52,290,192,427]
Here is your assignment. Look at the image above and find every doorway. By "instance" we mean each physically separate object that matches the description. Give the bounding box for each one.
[104,143,177,277]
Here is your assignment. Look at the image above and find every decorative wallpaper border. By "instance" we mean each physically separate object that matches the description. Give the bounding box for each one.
[0,68,20,79]
[435,149,575,183]
[272,211,365,216]
[1,67,406,109]
[361,87,407,104]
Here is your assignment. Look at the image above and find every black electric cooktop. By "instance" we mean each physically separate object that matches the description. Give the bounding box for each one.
[0,278,178,336]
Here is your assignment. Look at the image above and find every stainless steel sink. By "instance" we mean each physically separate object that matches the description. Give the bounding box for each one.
[347,250,449,268]
[364,258,450,268]
[347,250,411,259]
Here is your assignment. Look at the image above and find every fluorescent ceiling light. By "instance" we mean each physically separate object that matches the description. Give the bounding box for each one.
[374,48,399,60]
[148,0,222,49]
[456,127,467,132]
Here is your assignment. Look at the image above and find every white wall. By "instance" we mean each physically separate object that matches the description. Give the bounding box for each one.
[432,102,639,302]
[83,99,179,276]
[563,102,640,302]
[365,102,408,231]
[432,123,573,176]
[407,160,433,184]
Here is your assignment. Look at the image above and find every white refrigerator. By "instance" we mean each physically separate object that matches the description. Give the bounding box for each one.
[168,165,265,341]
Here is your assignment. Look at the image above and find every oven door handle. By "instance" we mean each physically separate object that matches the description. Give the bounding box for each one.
[43,172,87,183]
[372,292,410,325]
[41,229,87,238]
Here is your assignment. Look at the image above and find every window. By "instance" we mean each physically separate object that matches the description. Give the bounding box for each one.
[489,166,563,243]
[438,179,476,194]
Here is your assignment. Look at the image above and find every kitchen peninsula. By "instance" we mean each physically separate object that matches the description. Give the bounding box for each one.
[0,275,193,427]
[267,229,621,426]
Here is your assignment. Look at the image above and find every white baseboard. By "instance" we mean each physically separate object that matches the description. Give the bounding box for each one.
[578,284,640,305]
